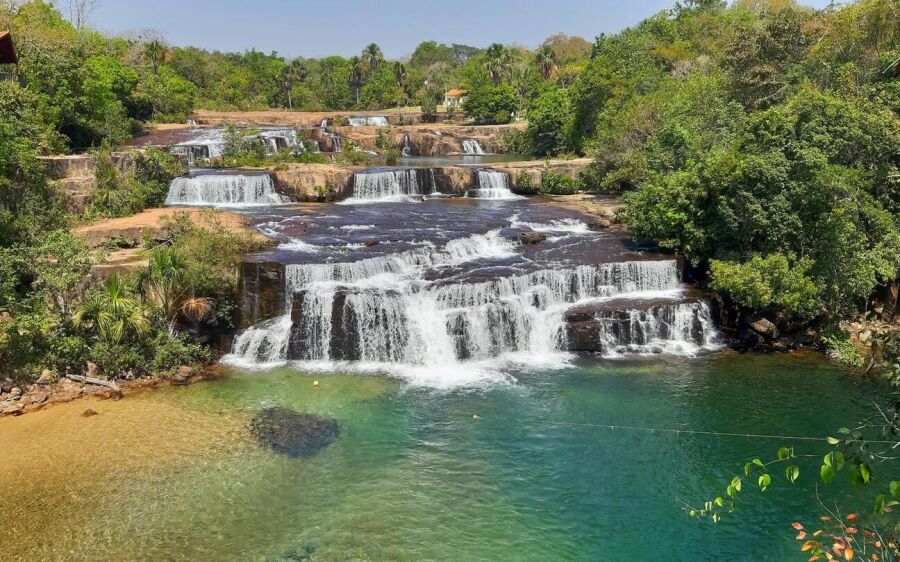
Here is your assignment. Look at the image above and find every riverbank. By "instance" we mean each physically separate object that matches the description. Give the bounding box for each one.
[0,363,226,418]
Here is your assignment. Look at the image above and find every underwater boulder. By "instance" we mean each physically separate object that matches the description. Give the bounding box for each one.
[250,407,339,458]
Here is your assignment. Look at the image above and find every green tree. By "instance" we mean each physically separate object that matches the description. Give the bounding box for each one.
[527,87,571,156]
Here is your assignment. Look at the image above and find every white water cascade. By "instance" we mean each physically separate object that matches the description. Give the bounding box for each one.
[173,128,302,163]
[347,169,435,202]
[466,170,523,200]
[401,134,411,156]
[348,116,389,127]
[228,229,719,369]
[165,173,289,207]
[462,139,486,155]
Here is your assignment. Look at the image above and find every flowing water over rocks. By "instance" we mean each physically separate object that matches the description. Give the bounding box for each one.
[227,199,721,387]
[165,170,289,207]
[462,139,486,155]
[466,170,523,200]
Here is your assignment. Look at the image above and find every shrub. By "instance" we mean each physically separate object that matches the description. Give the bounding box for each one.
[709,254,820,318]
[540,171,579,195]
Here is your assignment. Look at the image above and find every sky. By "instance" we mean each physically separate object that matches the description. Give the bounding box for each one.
[86,0,835,60]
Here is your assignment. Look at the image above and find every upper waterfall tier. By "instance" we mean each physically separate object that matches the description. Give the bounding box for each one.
[346,168,437,203]
[165,172,289,207]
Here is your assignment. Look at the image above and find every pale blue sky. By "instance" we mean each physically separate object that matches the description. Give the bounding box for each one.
[88,0,834,59]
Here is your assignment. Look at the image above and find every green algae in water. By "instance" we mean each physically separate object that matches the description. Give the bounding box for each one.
[0,353,889,561]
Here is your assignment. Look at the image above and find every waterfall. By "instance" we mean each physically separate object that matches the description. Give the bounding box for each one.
[165,173,289,207]
[401,134,411,156]
[346,169,433,202]
[173,128,300,162]
[466,170,523,200]
[584,302,720,356]
[227,226,713,365]
[462,139,485,155]
[348,116,389,127]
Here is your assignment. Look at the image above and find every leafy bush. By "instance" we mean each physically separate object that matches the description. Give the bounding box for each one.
[709,254,820,318]
[540,171,579,195]
[463,83,518,124]
[86,145,184,218]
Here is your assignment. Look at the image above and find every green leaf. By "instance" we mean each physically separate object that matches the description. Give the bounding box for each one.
[743,463,752,476]
[712,513,720,523]
[785,465,800,483]
[726,484,735,498]
[821,464,835,485]
[777,447,791,460]
[731,476,742,492]
[859,463,871,484]
[890,481,900,497]
[752,458,765,468]
[758,473,772,491]
[826,436,840,445]
[875,494,886,514]
[689,509,697,517]
[838,427,850,434]
[715,497,725,507]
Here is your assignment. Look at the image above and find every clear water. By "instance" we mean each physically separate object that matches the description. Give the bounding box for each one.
[0,353,882,561]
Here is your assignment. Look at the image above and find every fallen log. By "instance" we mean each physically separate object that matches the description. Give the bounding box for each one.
[67,374,119,391]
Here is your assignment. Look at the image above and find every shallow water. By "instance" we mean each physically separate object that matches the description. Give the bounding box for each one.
[0,353,884,561]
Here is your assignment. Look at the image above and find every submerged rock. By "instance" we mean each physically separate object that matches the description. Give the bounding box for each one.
[250,407,339,458]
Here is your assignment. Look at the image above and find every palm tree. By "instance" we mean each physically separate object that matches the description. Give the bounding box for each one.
[361,43,384,75]
[535,45,557,81]
[281,60,308,110]
[484,43,510,85]
[180,296,212,333]
[74,273,150,345]
[143,40,167,74]
[138,248,188,331]
[349,56,365,104]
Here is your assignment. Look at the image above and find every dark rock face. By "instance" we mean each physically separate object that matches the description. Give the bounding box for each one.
[238,260,287,328]
[250,407,340,459]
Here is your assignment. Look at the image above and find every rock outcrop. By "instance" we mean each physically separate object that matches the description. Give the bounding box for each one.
[250,407,340,458]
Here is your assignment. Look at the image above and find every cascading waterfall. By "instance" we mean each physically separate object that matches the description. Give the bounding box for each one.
[462,139,485,155]
[165,173,289,207]
[348,116,389,127]
[347,169,432,202]
[589,302,719,355]
[401,134,411,156]
[227,222,716,366]
[174,128,301,163]
[466,170,523,200]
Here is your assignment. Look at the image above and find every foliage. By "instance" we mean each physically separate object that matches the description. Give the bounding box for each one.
[86,146,183,218]
[527,87,571,156]
[710,254,819,318]
[540,171,579,195]
[685,399,900,560]
[462,83,518,124]
[159,212,268,331]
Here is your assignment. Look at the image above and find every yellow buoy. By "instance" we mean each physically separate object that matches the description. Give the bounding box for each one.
[313,380,320,387]
[472,414,480,420]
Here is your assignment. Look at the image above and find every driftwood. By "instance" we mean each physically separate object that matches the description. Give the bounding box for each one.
[67,374,119,390]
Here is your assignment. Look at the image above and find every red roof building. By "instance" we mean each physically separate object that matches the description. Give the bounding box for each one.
[0,31,18,65]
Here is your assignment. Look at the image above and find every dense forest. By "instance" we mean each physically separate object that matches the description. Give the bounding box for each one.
[0,0,898,380]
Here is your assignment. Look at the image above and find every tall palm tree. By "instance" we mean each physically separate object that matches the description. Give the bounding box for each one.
[143,40,167,74]
[484,43,510,85]
[138,248,188,331]
[281,60,308,110]
[74,273,150,345]
[535,45,557,81]
[349,56,365,104]
[361,43,384,75]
